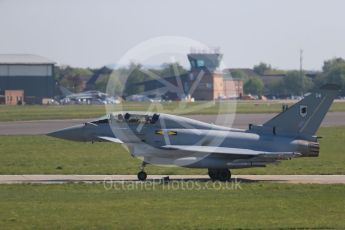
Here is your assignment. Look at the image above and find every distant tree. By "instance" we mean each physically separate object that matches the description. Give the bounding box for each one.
[284,71,314,95]
[60,74,83,93]
[123,63,156,96]
[53,66,61,80]
[313,73,326,89]
[253,62,271,75]
[70,67,93,76]
[322,58,345,73]
[58,66,93,79]
[106,69,128,96]
[266,79,287,96]
[121,62,187,96]
[243,77,264,95]
[94,75,110,92]
[230,70,249,81]
[158,62,188,77]
[318,58,345,95]
[57,65,94,92]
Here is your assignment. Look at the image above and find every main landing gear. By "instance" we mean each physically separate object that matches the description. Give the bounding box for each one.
[137,161,147,181]
[208,168,231,182]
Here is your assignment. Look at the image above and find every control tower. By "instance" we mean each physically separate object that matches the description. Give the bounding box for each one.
[187,53,223,73]
[187,52,224,100]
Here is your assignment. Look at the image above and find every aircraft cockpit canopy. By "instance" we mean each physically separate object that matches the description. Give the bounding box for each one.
[111,112,160,124]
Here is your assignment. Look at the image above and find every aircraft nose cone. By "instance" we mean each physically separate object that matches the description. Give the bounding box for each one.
[47,124,86,141]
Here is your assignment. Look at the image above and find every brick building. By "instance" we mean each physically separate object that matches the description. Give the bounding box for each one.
[5,90,24,105]
[223,79,243,99]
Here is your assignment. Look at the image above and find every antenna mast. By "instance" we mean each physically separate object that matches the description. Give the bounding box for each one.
[300,49,304,95]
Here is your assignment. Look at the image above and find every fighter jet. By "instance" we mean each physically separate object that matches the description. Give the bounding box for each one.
[48,84,340,181]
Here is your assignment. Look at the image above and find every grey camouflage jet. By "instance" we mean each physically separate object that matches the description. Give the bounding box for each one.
[48,84,340,181]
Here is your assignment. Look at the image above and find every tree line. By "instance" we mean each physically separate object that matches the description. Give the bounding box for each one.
[56,57,345,97]
[235,58,345,97]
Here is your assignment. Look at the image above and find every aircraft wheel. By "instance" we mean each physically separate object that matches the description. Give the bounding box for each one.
[208,169,218,181]
[209,169,231,182]
[137,171,147,181]
[218,169,231,182]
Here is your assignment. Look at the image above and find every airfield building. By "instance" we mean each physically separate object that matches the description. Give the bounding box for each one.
[0,54,56,104]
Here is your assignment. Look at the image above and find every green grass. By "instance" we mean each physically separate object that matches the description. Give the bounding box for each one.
[0,183,344,229]
[0,101,344,121]
[0,126,345,175]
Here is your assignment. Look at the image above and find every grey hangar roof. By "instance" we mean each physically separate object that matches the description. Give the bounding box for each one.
[0,54,55,65]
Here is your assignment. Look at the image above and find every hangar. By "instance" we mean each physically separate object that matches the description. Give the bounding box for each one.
[0,54,56,104]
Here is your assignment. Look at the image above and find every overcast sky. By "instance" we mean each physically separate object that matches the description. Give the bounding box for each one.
[1,0,345,70]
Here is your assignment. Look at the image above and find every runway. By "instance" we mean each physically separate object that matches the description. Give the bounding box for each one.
[1,175,345,184]
[1,112,345,135]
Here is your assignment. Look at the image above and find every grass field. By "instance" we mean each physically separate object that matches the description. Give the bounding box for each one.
[0,100,344,122]
[0,126,344,175]
[0,183,344,229]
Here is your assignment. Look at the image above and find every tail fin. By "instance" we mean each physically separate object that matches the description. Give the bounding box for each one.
[263,84,340,137]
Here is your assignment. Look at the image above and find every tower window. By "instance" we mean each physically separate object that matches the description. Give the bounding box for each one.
[196,60,205,67]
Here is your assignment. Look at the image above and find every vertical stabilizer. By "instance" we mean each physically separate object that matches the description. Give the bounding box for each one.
[263,84,340,136]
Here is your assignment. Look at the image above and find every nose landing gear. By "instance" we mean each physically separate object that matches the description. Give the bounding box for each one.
[137,171,147,181]
[137,162,147,181]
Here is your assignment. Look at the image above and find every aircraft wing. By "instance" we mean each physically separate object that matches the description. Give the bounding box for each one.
[97,136,124,144]
[162,145,301,160]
